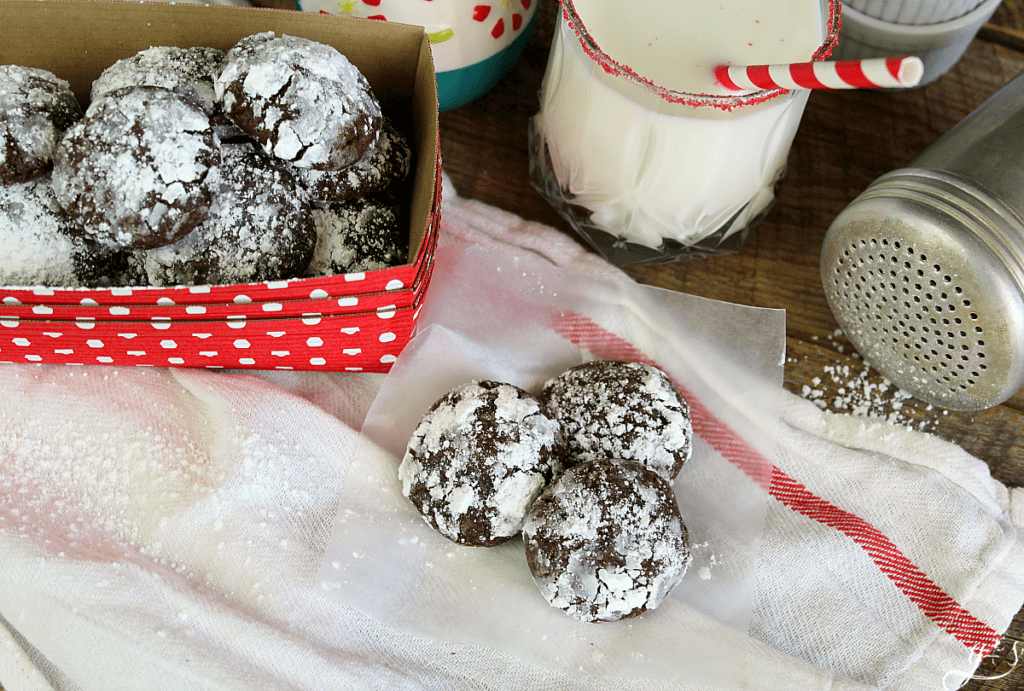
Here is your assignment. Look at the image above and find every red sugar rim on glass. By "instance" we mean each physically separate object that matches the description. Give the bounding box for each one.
[559,0,841,111]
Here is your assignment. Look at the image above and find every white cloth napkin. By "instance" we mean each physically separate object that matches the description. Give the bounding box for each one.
[0,175,1021,691]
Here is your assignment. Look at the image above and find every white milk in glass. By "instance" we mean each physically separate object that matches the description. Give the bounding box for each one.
[531,0,830,262]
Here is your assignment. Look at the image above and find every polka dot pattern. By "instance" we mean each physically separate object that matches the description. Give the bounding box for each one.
[0,142,443,373]
[0,303,422,372]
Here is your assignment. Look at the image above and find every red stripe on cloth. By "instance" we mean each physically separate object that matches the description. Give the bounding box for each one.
[770,468,1001,652]
[549,311,1002,654]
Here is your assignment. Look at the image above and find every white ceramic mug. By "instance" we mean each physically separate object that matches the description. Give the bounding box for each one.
[294,0,539,110]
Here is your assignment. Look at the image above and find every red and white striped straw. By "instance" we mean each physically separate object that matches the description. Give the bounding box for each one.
[715,56,924,91]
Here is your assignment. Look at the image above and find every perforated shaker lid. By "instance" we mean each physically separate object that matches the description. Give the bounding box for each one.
[820,170,1024,411]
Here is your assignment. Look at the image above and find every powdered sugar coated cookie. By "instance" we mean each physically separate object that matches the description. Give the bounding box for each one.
[52,86,220,250]
[129,142,315,287]
[0,174,130,287]
[91,46,224,115]
[399,380,565,547]
[523,458,691,623]
[299,117,411,202]
[541,360,693,481]
[215,32,381,170]
[306,193,406,276]
[89,45,244,141]
[0,65,83,185]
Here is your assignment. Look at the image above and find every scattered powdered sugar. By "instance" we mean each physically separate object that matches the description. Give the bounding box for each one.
[798,329,943,430]
[688,540,719,581]
[0,369,219,566]
[522,459,690,623]
[0,368,342,605]
[398,380,564,547]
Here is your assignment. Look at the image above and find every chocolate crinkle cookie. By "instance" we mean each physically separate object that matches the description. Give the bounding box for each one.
[89,46,242,142]
[0,174,131,287]
[52,85,221,250]
[1,65,83,185]
[306,193,407,276]
[299,117,411,203]
[215,32,382,170]
[91,46,224,116]
[522,458,691,623]
[128,142,315,287]
[540,360,692,482]
[398,380,565,548]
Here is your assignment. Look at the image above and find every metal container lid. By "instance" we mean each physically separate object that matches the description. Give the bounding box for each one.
[821,168,1024,410]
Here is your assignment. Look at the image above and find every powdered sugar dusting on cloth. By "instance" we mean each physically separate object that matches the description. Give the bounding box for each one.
[215,32,381,170]
[398,380,564,547]
[52,86,219,250]
[541,360,693,481]
[523,458,691,623]
[0,368,224,567]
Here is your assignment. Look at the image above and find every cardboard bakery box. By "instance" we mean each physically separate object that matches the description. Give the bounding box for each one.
[0,0,441,372]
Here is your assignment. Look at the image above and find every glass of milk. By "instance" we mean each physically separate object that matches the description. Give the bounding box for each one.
[529,0,840,266]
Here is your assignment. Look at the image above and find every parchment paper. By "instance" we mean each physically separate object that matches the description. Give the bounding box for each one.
[318,242,785,686]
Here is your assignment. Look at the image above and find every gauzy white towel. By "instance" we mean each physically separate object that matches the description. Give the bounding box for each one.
[0,174,1021,691]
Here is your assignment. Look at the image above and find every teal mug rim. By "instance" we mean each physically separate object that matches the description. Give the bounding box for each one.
[436,10,538,110]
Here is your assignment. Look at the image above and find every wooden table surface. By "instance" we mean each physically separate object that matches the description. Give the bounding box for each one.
[439,1,1024,689]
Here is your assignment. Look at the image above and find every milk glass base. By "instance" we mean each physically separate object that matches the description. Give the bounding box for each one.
[528,119,768,267]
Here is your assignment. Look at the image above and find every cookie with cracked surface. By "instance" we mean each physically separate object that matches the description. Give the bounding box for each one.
[51,85,220,250]
[305,192,407,276]
[398,380,565,548]
[540,360,692,482]
[0,174,131,287]
[298,117,411,203]
[91,46,224,115]
[90,46,242,141]
[1,65,83,185]
[523,458,691,623]
[215,32,381,170]
[128,142,315,287]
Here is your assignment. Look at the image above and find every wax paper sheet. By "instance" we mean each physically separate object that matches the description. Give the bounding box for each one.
[318,241,785,686]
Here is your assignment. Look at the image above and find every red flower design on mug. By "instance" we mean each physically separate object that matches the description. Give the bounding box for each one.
[472,0,531,40]
[346,1,531,38]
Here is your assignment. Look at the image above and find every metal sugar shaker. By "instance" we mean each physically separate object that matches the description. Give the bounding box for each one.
[821,69,1024,411]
